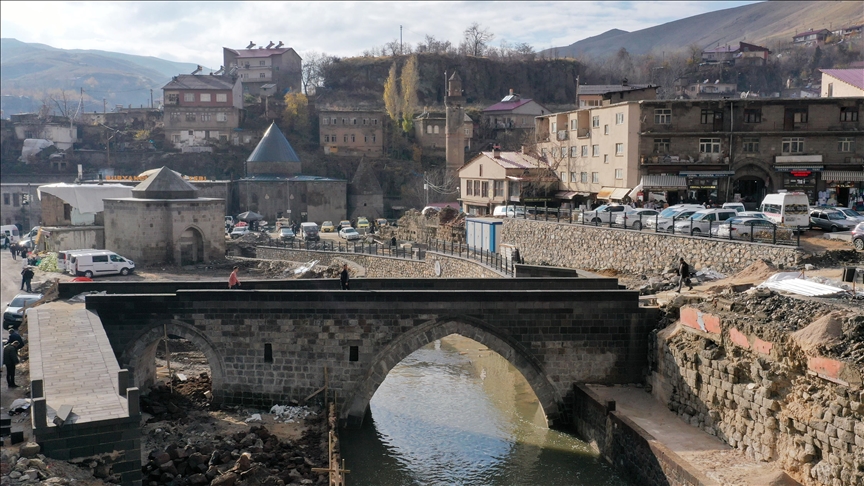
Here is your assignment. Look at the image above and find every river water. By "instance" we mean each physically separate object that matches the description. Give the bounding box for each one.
[341,335,628,486]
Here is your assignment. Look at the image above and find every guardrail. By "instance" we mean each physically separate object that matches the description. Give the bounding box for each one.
[427,238,516,276]
[493,204,801,247]
[264,237,424,260]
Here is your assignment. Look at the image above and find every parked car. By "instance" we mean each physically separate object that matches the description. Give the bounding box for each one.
[834,207,864,223]
[356,217,370,230]
[673,209,738,236]
[578,204,626,224]
[721,202,746,213]
[230,226,249,239]
[375,218,388,227]
[338,220,352,230]
[710,217,793,241]
[300,222,320,241]
[809,210,858,232]
[643,204,704,232]
[321,221,336,233]
[279,227,296,241]
[339,227,362,241]
[492,205,527,217]
[3,293,43,330]
[18,226,41,250]
[225,216,235,227]
[738,211,769,220]
[614,208,659,230]
[851,222,864,251]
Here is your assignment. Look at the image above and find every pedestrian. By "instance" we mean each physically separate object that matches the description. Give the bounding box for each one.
[3,341,21,388]
[9,243,17,260]
[20,266,34,293]
[676,257,693,293]
[228,266,241,289]
[391,236,397,247]
[7,328,25,348]
[1,235,7,249]
[513,248,522,265]
[340,264,350,290]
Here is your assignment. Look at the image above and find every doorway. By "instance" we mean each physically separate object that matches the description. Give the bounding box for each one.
[179,227,204,264]
[734,177,766,207]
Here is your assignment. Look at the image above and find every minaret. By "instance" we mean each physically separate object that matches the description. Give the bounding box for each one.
[445,71,466,174]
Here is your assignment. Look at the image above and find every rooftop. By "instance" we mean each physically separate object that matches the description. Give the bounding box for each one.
[225,47,294,59]
[247,122,301,163]
[132,166,198,199]
[162,74,236,91]
[484,98,536,112]
[577,84,653,96]
[820,69,864,90]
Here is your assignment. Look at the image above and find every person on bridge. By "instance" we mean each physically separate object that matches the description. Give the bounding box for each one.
[21,266,35,293]
[676,257,693,293]
[340,264,350,290]
[229,266,241,289]
[3,340,21,388]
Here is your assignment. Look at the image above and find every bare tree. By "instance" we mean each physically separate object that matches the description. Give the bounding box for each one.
[416,35,453,54]
[463,22,494,57]
[300,51,334,95]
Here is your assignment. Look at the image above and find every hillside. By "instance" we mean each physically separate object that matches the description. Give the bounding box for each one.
[0,38,202,115]
[544,1,863,58]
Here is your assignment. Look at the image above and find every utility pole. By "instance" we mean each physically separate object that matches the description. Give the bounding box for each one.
[400,25,403,54]
[150,89,154,109]
[103,98,106,114]
[424,171,428,206]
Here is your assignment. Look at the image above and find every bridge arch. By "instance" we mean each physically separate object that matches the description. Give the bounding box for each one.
[119,319,226,404]
[344,315,562,428]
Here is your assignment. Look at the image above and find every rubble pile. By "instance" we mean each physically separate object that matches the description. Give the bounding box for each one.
[141,374,214,420]
[227,232,273,258]
[636,267,726,295]
[142,424,327,486]
[799,249,863,268]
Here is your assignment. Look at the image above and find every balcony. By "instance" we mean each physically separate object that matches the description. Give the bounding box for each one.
[556,130,569,141]
[577,128,590,139]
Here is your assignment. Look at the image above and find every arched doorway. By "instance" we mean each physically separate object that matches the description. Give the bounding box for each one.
[732,161,774,209]
[179,226,204,264]
[344,316,561,428]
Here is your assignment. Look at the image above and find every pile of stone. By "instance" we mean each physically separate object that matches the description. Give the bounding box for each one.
[1,450,51,483]
[141,374,213,420]
[142,425,326,486]
[799,249,863,268]
[636,267,726,295]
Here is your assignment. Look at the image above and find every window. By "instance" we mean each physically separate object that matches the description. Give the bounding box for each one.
[592,172,599,183]
[571,146,579,157]
[782,137,805,154]
[474,180,481,196]
[352,118,357,125]
[743,109,761,123]
[561,146,568,158]
[332,117,337,124]
[481,181,489,197]
[188,130,193,135]
[793,110,808,123]
[604,124,609,135]
[581,172,588,183]
[827,83,833,97]
[259,73,266,78]
[466,180,473,196]
[541,148,547,157]
[172,134,180,143]
[571,119,577,130]
[363,118,368,125]
[592,145,600,156]
[323,118,330,125]
[841,107,859,122]
[570,172,578,182]
[372,135,376,142]
[700,110,712,124]
[184,93,194,102]
[216,93,227,103]
[742,137,759,153]
[200,93,211,102]
[615,143,624,155]
[364,135,368,143]
[185,113,196,121]
[343,134,348,143]
[615,169,623,180]
[166,93,179,104]
[2,194,9,205]
[351,134,355,142]
[654,138,670,153]
[604,154,609,164]
[699,138,721,153]
[342,118,347,125]
[426,125,432,134]
[615,113,624,125]
[654,108,671,124]
[464,128,470,136]
[373,119,378,125]
[259,60,265,66]
[13,193,20,207]
[200,113,211,122]
[170,112,180,121]
[592,116,600,128]
[560,171,565,180]
[838,137,855,153]
[324,135,330,142]
[434,126,439,134]
[552,122,557,132]
[494,180,504,197]
[216,112,227,122]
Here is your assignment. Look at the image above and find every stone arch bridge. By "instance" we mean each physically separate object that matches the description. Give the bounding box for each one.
[64,277,656,427]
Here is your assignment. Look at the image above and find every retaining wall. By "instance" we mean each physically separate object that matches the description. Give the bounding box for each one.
[651,307,864,486]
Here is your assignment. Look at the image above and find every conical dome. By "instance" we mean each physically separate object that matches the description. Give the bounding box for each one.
[132,166,197,199]
[247,122,300,163]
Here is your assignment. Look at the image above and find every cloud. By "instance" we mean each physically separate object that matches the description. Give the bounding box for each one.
[0,1,760,67]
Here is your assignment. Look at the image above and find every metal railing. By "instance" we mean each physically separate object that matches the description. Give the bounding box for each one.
[264,237,424,260]
[427,238,516,276]
[490,204,800,247]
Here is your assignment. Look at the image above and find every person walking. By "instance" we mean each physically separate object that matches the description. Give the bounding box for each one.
[512,248,522,265]
[340,264,350,290]
[3,341,21,388]
[20,266,34,292]
[9,243,17,260]
[228,266,241,289]
[676,257,693,293]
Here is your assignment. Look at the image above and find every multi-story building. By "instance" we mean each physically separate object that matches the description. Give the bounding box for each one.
[458,147,558,215]
[793,29,831,46]
[162,74,243,149]
[576,83,657,109]
[820,69,864,98]
[674,79,738,100]
[318,110,384,156]
[223,42,302,96]
[482,90,548,131]
[701,42,770,66]
[535,102,642,207]
[537,98,864,209]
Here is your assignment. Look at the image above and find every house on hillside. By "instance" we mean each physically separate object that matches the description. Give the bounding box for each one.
[10,113,77,151]
[458,147,558,215]
[223,42,302,96]
[162,73,243,150]
[701,42,770,66]
[576,82,657,108]
[482,90,548,133]
[674,79,737,100]
[820,69,864,98]
[318,109,384,156]
[414,111,474,152]
[832,24,863,40]
[793,29,831,46]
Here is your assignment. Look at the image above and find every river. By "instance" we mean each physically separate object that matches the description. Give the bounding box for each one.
[341,334,629,486]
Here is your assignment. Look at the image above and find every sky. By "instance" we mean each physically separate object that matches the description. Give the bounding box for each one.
[1,1,761,68]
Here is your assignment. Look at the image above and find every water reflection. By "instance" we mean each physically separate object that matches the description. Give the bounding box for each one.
[340,335,628,486]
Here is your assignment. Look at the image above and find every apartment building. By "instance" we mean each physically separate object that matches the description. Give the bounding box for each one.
[458,147,558,215]
[535,102,641,207]
[318,110,384,156]
[223,43,302,96]
[162,74,243,149]
[537,97,864,209]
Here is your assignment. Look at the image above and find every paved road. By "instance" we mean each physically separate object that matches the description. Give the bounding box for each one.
[2,247,34,436]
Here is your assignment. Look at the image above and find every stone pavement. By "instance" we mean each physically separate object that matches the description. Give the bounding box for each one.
[28,301,131,425]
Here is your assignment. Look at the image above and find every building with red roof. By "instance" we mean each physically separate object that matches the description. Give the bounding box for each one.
[481,89,549,134]
[223,41,302,96]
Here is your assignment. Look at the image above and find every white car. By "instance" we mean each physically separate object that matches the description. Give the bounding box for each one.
[230,226,249,239]
[643,205,704,232]
[710,217,793,242]
[3,293,42,330]
[339,227,362,241]
[614,208,660,230]
[673,209,738,236]
[578,204,626,224]
[834,207,864,223]
[738,211,769,220]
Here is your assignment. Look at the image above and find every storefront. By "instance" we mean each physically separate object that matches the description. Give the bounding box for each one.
[820,170,864,210]
[679,171,735,205]
[639,175,687,205]
[774,155,823,205]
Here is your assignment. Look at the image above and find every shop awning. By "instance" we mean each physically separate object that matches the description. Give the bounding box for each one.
[679,171,735,177]
[821,170,864,182]
[627,184,643,198]
[610,187,632,200]
[596,187,616,199]
[641,175,687,189]
[555,191,578,199]
[774,165,824,172]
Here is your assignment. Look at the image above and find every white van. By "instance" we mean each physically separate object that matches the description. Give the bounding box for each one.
[722,202,746,213]
[71,251,135,278]
[492,205,526,217]
[759,193,810,230]
[61,249,94,274]
[1,225,20,245]
[300,222,320,241]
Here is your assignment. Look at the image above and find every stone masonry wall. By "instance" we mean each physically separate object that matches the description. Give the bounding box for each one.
[651,307,864,486]
[500,219,802,275]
